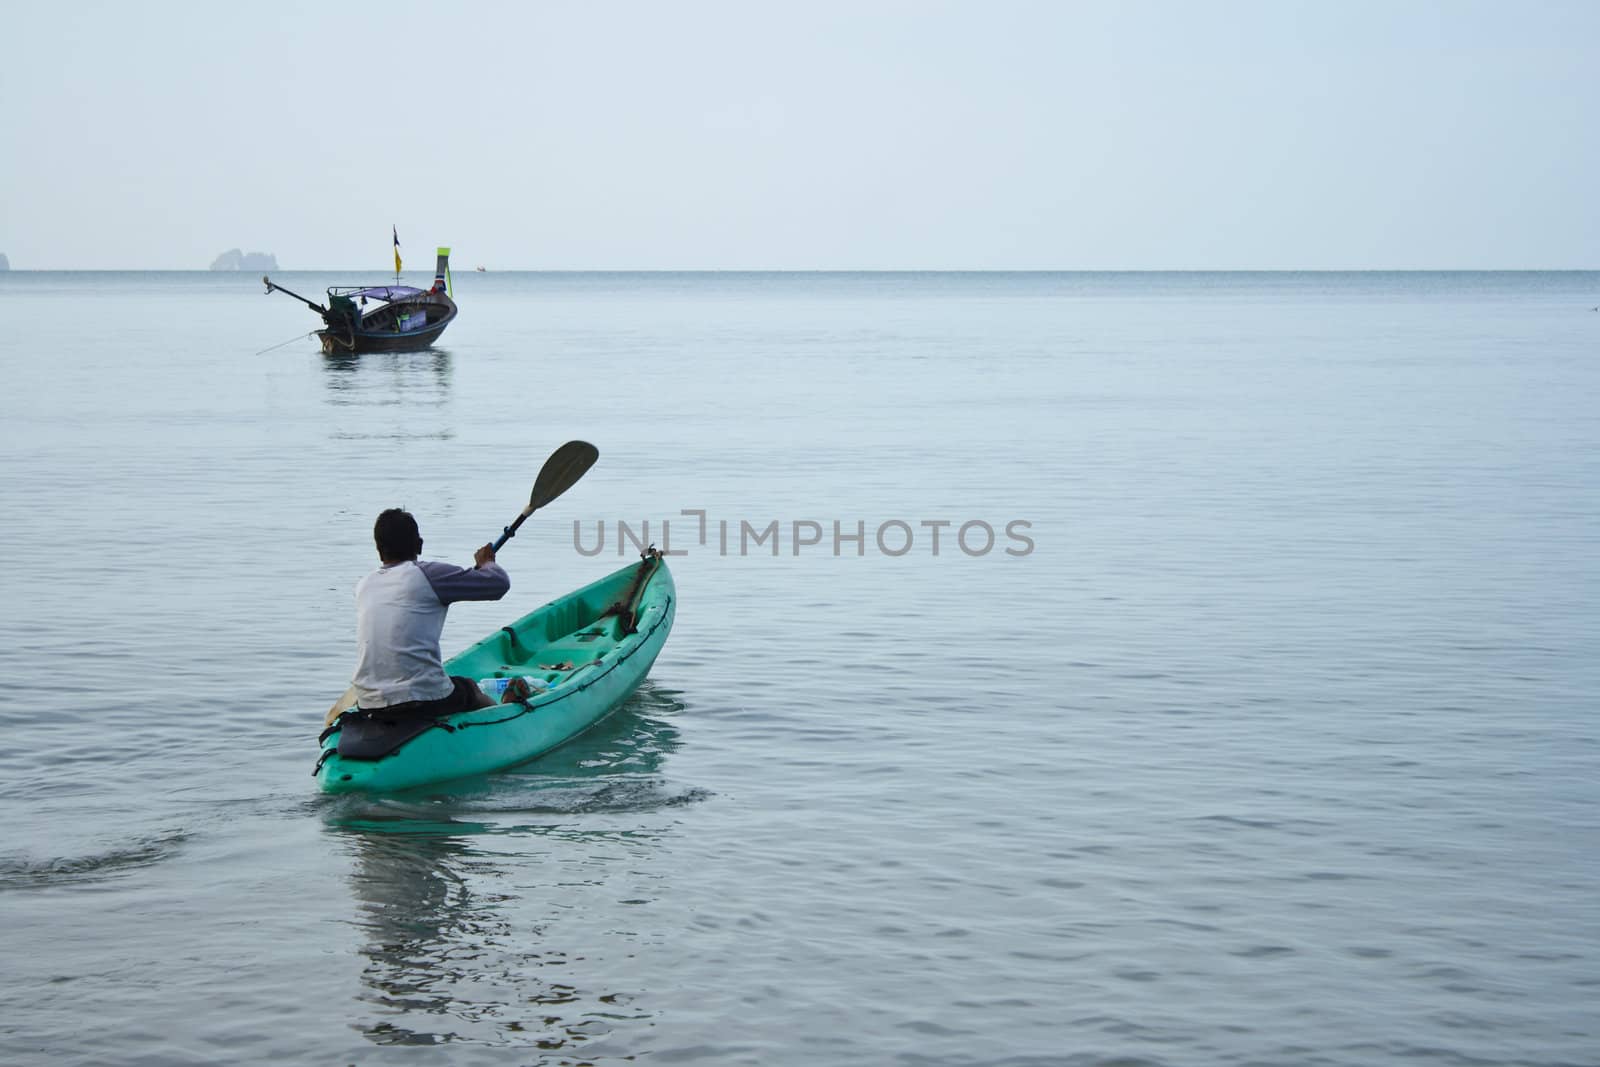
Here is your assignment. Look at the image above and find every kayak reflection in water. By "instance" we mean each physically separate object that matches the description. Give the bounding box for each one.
[352,508,512,718]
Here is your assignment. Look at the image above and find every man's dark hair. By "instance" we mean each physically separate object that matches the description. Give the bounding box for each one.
[374,508,423,561]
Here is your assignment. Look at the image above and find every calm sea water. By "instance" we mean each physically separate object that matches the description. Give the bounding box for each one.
[1,271,1597,1066]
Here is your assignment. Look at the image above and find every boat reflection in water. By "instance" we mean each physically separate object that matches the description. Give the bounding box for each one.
[324,687,694,1056]
[320,348,454,442]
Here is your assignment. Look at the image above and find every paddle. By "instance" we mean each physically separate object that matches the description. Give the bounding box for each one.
[493,439,600,551]
[324,440,601,725]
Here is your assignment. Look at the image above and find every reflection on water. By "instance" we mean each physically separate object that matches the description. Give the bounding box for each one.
[322,349,456,440]
[326,689,693,1056]
[342,830,513,1048]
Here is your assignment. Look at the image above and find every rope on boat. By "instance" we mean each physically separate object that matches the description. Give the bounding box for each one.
[254,330,316,356]
[452,703,538,730]
[605,547,664,635]
[332,319,357,350]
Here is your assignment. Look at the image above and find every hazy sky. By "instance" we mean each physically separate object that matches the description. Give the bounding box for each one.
[3,1,1597,269]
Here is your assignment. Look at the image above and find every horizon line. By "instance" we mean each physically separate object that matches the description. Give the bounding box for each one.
[5,266,1599,274]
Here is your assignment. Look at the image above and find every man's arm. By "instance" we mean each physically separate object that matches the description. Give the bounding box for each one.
[417,551,510,604]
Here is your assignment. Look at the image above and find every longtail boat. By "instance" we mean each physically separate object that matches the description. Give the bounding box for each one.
[264,246,457,354]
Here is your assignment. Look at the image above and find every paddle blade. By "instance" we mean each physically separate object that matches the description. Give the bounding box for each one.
[491,441,600,552]
[530,440,599,511]
[326,685,357,726]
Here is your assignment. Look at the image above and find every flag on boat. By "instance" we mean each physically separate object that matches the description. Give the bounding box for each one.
[393,225,402,275]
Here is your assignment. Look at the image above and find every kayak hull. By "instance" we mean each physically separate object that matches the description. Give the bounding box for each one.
[316,555,675,794]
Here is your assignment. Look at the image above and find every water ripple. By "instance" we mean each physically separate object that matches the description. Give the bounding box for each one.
[0,831,188,891]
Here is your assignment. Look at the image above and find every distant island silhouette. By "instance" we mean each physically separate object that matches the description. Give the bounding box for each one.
[210,249,278,271]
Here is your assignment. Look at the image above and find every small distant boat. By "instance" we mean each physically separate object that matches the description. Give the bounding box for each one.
[264,246,457,354]
[475,265,486,272]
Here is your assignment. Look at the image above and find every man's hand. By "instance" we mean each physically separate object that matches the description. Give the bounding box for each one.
[473,544,497,569]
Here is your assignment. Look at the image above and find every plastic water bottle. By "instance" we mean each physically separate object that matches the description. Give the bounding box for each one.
[478,676,547,700]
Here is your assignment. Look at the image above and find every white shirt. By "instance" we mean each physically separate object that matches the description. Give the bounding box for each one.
[352,559,509,708]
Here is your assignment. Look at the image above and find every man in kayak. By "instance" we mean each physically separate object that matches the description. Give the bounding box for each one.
[351,508,511,716]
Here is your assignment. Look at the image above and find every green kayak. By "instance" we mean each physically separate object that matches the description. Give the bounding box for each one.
[316,551,675,793]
